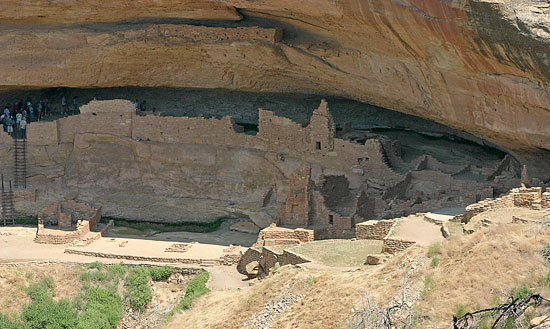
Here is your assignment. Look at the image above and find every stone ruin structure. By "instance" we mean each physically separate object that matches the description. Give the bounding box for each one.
[35,200,102,244]
[254,224,314,247]
[355,219,416,255]
[465,186,550,223]
[0,99,521,228]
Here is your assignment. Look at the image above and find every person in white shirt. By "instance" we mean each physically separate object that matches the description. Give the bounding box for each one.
[19,117,27,138]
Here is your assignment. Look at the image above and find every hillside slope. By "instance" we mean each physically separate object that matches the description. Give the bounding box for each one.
[165,223,550,328]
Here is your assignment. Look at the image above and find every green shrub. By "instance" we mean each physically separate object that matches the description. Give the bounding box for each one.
[22,297,78,329]
[0,314,23,329]
[511,286,532,300]
[453,304,467,318]
[124,284,152,312]
[427,243,441,258]
[125,267,150,288]
[149,266,175,281]
[106,263,128,282]
[80,270,108,284]
[178,271,210,310]
[77,309,110,329]
[430,256,440,267]
[88,261,104,271]
[83,286,124,327]
[422,274,434,297]
[124,267,152,312]
[27,280,54,302]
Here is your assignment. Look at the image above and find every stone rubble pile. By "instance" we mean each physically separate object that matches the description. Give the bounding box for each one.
[243,293,305,329]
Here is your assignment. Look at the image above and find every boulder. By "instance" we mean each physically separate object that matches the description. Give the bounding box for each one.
[532,316,550,327]
[366,255,381,265]
[440,223,451,239]
[245,261,263,279]
[230,221,261,234]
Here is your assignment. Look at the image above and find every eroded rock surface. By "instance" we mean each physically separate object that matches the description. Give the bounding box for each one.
[0,0,549,176]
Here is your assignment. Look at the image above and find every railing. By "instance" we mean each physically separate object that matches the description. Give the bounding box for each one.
[0,174,15,225]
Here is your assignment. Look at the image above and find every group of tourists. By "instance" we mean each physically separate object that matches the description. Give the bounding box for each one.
[1,97,54,138]
[134,99,156,113]
[61,95,80,115]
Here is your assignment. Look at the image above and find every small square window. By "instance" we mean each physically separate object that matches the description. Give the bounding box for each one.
[329,215,334,225]
[316,141,321,150]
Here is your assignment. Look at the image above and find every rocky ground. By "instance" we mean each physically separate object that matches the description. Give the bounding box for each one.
[165,213,550,329]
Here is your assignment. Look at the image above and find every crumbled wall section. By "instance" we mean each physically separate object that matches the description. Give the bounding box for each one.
[237,246,311,276]
[465,187,549,222]
[255,224,314,247]
[79,100,135,113]
[355,217,415,254]
[355,219,395,240]
[35,200,102,244]
[382,238,416,254]
[16,99,396,178]
[277,166,312,227]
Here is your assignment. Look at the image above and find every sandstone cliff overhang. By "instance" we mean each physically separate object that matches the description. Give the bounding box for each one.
[1,0,549,176]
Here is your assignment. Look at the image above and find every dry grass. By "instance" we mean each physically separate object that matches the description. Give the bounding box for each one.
[0,264,85,315]
[416,223,550,327]
[165,222,550,329]
[165,248,425,329]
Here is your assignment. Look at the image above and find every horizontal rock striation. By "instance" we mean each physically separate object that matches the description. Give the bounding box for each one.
[0,0,549,176]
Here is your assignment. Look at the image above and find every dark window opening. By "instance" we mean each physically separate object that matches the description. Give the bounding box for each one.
[316,141,321,150]
[329,215,334,225]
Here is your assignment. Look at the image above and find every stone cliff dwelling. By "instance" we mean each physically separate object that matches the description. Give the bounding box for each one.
[0,99,522,244]
[35,200,102,245]
[1,1,550,328]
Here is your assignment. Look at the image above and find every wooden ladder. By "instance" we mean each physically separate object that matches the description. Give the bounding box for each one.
[1,176,15,225]
[14,138,26,189]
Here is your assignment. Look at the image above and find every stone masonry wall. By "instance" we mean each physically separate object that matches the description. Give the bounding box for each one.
[17,99,395,179]
[255,225,315,246]
[36,201,102,244]
[355,219,395,240]
[465,187,547,222]
[278,166,312,227]
[238,246,311,276]
[382,238,416,254]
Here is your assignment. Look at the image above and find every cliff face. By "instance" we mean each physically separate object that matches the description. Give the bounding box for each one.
[0,0,549,176]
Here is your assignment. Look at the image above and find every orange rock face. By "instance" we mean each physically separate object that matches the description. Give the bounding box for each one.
[0,0,549,175]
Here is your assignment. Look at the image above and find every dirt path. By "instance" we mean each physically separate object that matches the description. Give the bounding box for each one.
[391,215,445,247]
[207,265,250,291]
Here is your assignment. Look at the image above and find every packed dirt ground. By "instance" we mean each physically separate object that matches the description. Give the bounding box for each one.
[0,205,549,328]
[166,220,550,329]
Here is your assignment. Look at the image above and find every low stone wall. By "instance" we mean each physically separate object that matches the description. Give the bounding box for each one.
[278,249,310,267]
[355,217,415,255]
[355,219,395,240]
[255,225,315,246]
[313,226,355,240]
[0,260,203,274]
[35,231,79,244]
[144,24,283,44]
[465,187,549,222]
[237,246,311,276]
[36,201,102,244]
[382,238,416,254]
[63,249,239,266]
